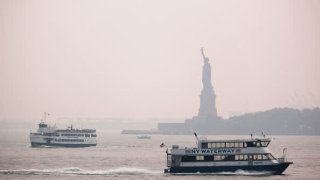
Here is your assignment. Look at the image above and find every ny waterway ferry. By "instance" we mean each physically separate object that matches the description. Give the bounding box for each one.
[164,133,292,175]
[29,113,97,147]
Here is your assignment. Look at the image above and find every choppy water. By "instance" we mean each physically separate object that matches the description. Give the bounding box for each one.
[1,129,320,180]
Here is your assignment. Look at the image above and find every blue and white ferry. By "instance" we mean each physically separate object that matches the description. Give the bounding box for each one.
[164,134,292,175]
[30,113,97,147]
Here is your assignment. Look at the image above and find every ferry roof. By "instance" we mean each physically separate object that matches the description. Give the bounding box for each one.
[198,138,272,143]
[56,129,96,133]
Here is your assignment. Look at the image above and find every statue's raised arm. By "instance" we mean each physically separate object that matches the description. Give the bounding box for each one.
[201,47,209,62]
[201,47,205,59]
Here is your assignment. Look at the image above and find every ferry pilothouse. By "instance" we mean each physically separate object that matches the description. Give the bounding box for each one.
[164,133,292,175]
[29,113,97,147]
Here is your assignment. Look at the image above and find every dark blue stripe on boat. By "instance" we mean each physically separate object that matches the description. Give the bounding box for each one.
[165,162,292,175]
[31,142,96,147]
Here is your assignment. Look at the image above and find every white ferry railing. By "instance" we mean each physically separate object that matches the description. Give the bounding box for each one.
[278,147,288,163]
[277,157,286,163]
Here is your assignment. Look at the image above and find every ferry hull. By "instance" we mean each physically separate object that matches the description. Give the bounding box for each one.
[31,142,96,148]
[165,162,292,175]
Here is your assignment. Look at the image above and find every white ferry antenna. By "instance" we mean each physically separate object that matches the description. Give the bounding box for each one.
[262,132,266,138]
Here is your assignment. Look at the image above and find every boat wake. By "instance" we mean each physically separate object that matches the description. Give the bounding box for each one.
[217,169,273,176]
[0,167,161,176]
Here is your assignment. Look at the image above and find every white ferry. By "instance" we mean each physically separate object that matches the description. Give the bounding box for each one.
[30,113,97,147]
[164,133,292,175]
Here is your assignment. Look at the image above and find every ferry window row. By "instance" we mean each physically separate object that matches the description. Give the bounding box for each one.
[43,133,59,136]
[55,139,84,142]
[181,154,275,162]
[61,133,97,137]
[61,134,85,137]
[202,141,269,148]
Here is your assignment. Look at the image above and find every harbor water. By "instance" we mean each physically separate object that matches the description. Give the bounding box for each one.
[0,128,320,180]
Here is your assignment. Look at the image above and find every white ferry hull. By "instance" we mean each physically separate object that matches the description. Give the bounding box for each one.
[30,133,97,148]
[165,162,292,175]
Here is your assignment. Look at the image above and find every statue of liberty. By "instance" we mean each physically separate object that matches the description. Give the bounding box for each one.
[201,47,213,89]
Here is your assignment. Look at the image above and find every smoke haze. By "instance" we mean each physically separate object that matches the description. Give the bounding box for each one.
[1,0,319,122]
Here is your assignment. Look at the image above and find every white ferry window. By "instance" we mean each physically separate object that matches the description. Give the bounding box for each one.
[262,154,269,160]
[196,156,204,161]
[213,155,218,161]
[254,154,263,160]
[257,141,261,147]
[240,143,244,147]
[214,155,226,161]
[260,154,264,160]
[262,141,269,147]
[227,142,232,148]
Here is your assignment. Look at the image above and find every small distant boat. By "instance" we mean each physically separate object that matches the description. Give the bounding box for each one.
[137,135,151,139]
[164,133,292,175]
[29,113,97,147]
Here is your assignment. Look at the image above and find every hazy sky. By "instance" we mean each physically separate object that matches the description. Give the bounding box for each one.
[1,0,319,122]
